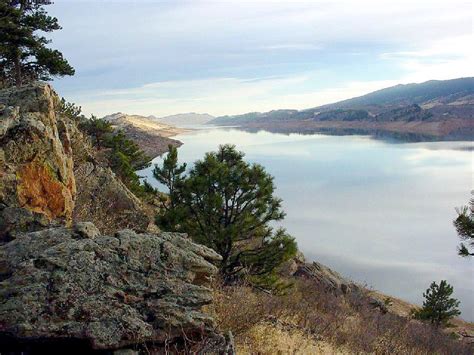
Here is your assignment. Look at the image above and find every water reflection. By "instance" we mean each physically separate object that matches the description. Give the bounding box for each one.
[241,126,474,144]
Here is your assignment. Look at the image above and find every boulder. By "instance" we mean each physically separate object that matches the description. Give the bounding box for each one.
[0,205,52,241]
[0,224,233,352]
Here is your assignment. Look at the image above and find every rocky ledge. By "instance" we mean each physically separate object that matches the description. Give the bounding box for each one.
[0,223,233,353]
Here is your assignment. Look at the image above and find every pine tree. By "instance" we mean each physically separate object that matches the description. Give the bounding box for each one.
[152,144,187,230]
[79,115,114,150]
[413,280,461,326]
[153,144,186,199]
[454,194,474,257]
[106,130,151,170]
[78,116,151,196]
[0,0,74,87]
[154,144,297,286]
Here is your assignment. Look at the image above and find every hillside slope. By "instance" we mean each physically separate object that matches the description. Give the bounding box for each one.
[320,77,474,109]
[1,83,473,354]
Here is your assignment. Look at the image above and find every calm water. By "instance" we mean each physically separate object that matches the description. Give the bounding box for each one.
[139,127,474,320]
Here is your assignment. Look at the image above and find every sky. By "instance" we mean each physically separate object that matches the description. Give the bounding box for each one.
[48,0,473,117]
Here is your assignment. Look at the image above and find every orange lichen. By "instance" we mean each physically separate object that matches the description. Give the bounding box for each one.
[17,161,74,222]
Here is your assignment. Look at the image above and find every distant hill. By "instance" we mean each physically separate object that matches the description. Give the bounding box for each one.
[211,78,474,139]
[102,112,185,157]
[154,113,214,126]
[102,112,180,134]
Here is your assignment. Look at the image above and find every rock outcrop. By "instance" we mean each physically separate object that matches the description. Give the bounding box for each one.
[0,83,152,236]
[0,83,76,238]
[293,261,359,294]
[281,253,359,295]
[0,223,232,352]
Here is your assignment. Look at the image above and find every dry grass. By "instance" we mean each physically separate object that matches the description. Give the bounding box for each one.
[236,322,344,355]
[212,280,473,355]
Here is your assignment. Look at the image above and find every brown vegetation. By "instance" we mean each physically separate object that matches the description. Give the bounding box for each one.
[212,280,473,354]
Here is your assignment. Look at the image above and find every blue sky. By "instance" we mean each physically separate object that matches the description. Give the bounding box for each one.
[48,0,473,117]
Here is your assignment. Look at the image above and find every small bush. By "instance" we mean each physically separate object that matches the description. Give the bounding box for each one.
[412,280,461,327]
[57,98,82,120]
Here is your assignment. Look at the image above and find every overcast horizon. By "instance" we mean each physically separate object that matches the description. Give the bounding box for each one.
[48,0,473,117]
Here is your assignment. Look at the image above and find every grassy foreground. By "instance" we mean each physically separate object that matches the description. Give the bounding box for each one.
[210,279,473,354]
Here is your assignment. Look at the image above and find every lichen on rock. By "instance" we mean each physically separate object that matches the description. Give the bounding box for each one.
[0,82,152,238]
[0,224,230,351]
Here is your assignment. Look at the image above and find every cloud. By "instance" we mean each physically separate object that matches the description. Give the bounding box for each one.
[71,74,398,117]
[379,34,474,81]
[259,44,323,51]
[50,0,473,116]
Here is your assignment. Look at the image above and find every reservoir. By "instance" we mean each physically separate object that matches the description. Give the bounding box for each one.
[139,127,474,320]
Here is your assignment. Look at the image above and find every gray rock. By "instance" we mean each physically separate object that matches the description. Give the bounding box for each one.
[0,225,226,351]
[294,261,359,294]
[369,297,389,313]
[0,205,51,242]
[73,222,101,239]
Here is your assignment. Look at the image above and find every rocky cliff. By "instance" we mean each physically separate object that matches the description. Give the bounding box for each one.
[0,84,76,239]
[0,83,152,236]
[0,83,234,353]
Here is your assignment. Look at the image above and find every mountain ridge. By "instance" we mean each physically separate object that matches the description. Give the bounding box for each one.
[211,77,474,139]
